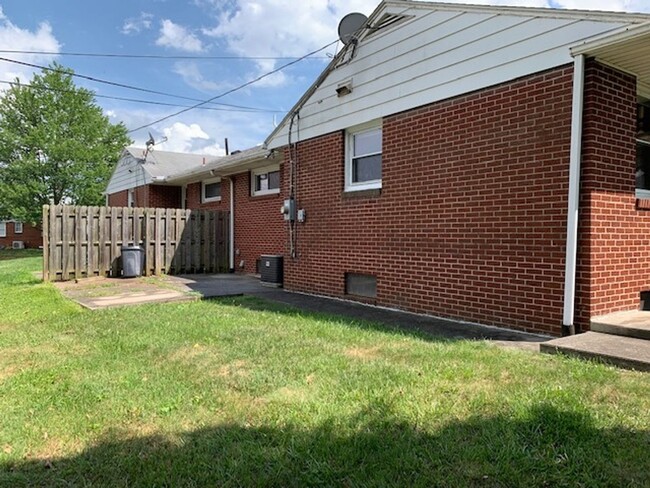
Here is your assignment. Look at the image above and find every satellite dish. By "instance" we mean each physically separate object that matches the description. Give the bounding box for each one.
[338,12,368,46]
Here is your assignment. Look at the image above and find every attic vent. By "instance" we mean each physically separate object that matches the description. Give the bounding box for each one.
[368,13,410,35]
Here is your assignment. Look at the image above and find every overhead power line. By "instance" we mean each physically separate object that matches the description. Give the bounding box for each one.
[127,39,339,134]
[0,56,276,112]
[0,80,286,113]
[0,49,330,60]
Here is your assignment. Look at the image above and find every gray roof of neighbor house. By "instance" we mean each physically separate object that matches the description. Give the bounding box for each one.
[165,146,282,184]
[106,146,219,195]
[124,146,215,179]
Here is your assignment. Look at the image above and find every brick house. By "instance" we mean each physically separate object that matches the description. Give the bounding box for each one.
[257,1,650,337]
[105,145,286,274]
[0,220,41,249]
[163,147,286,274]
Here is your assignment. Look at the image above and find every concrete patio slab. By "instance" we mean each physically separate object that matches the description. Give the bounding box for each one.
[591,310,650,340]
[540,331,650,372]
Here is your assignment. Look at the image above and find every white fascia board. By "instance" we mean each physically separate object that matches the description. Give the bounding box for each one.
[570,22,650,56]
[166,152,282,184]
[386,1,650,24]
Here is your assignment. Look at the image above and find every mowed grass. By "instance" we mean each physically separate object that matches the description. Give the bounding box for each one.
[0,250,649,487]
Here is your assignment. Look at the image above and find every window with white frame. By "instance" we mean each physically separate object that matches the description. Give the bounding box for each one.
[251,165,280,196]
[637,101,650,198]
[345,122,382,192]
[14,221,23,234]
[202,177,222,203]
[0,221,5,238]
[127,188,135,208]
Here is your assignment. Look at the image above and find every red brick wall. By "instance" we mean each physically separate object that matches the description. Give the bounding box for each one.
[231,168,286,274]
[575,61,647,326]
[108,190,128,207]
[148,185,181,208]
[107,185,180,208]
[283,66,575,335]
[184,170,286,274]
[0,222,41,249]
[186,181,229,211]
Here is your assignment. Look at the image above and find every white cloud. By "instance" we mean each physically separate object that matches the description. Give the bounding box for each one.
[156,19,204,52]
[172,61,225,92]
[156,122,226,156]
[121,12,154,35]
[0,10,60,84]
[201,1,378,87]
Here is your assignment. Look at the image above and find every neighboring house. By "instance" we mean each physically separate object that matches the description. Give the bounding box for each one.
[106,145,286,275]
[106,147,214,209]
[255,0,650,336]
[164,147,286,274]
[0,219,41,249]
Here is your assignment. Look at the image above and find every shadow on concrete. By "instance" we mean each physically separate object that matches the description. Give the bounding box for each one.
[2,404,647,487]
[183,274,549,343]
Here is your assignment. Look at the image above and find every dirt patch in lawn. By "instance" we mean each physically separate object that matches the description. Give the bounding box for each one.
[344,346,381,360]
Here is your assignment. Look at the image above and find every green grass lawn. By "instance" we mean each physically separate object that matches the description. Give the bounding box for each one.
[1,250,649,487]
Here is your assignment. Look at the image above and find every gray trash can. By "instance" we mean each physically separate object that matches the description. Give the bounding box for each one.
[122,246,144,278]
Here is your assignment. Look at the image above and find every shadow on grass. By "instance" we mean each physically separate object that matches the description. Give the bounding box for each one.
[0,249,41,262]
[2,404,648,487]
[209,295,547,345]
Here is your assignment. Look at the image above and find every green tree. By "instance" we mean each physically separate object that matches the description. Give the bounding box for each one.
[0,63,131,224]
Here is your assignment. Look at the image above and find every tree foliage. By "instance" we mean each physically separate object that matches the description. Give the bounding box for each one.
[0,63,131,224]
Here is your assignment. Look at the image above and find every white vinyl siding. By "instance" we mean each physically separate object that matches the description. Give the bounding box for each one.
[267,6,627,149]
[106,153,150,195]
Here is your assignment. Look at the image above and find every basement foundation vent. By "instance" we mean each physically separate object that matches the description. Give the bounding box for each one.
[640,291,650,311]
[345,273,377,298]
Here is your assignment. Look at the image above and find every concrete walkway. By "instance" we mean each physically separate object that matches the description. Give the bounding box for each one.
[171,274,547,344]
[57,273,548,345]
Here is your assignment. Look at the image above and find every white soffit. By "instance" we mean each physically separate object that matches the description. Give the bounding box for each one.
[572,23,650,95]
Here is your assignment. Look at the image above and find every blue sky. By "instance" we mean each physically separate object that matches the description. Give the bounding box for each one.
[1,0,649,155]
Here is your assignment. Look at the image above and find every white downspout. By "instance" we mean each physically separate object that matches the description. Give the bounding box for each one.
[562,54,586,336]
[229,177,235,272]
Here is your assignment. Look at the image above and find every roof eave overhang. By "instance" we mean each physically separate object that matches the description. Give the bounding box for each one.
[166,150,283,184]
[571,22,650,96]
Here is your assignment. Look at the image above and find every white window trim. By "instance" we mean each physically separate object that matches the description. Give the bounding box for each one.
[345,120,382,192]
[0,221,5,238]
[14,221,23,234]
[251,164,281,197]
[202,177,222,203]
[127,188,135,208]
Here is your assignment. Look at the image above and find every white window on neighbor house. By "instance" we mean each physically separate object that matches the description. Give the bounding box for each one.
[251,165,280,196]
[127,188,135,208]
[0,221,5,238]
[345,121,382,192]
[202,177,222,203]
[14,221,23,234]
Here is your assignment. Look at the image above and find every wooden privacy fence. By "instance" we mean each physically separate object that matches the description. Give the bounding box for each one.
[42,205,229,282]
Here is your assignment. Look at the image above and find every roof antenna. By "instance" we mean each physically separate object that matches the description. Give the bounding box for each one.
[143,132,168,161]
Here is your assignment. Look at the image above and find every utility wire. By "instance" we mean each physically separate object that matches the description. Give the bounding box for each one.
[0,49,330,60]
[0,56,275,112]
[128,39,338,134]
[0,80,286,113]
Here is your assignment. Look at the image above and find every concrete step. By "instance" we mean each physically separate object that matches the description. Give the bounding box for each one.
[540,332,650,372]
[591,311,650,340]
